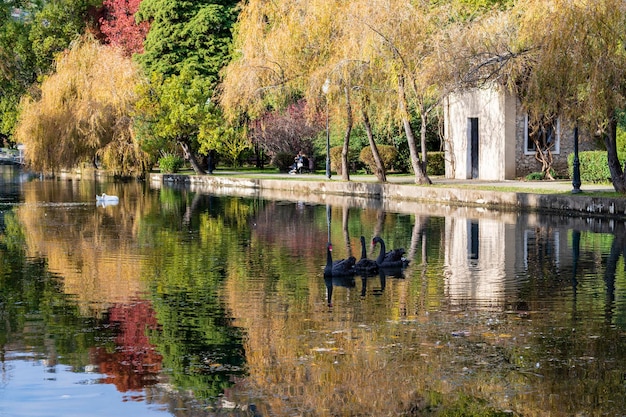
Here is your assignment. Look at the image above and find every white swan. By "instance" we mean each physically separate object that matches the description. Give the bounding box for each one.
[96,193,119,203]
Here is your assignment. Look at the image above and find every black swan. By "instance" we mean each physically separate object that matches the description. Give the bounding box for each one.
[372,236,409,268]
[324,243,356,276]
[354,236,379,275]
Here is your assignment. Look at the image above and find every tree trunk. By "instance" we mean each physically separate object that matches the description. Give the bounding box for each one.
[178,139,204,175]
[341,86,352,181]
[255,143,264,169]
[603,114,626,193]
[420,111,428,173]
[398,75,431,185]
[362,109,386,182]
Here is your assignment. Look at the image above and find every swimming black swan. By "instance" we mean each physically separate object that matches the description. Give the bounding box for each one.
[354,236,379,275]
[372,236,409,268]
[324,243,356,276]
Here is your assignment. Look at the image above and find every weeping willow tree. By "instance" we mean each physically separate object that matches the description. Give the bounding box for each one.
[221,0,471,184]
[453,0,626,191]
[510,0,626,192]
[15,36,151,176]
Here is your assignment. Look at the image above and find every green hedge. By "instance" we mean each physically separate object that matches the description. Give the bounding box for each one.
[426,151,445,176]
[567,151,626,183]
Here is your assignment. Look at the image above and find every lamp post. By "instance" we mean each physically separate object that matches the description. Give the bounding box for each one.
[572,126,582,193]
[322,78,331,179]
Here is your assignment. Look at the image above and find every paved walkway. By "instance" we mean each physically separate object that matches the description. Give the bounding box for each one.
[210,170,616,194]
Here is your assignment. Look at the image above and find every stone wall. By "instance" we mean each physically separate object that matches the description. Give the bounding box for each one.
[514,113,597,178]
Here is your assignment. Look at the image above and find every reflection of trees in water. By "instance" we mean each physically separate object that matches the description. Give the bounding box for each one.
[92,300,162,393]
[600,223,626,326]
[148,288,246,401]
[0,220,114,370]
[252,201,328,256]
[14,181,252,406]
[17,181,156,310]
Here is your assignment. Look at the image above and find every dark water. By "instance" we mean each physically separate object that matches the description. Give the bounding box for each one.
[1,165,625,416]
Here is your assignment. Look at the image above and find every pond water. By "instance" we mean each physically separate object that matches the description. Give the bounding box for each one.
[1,165,626,416]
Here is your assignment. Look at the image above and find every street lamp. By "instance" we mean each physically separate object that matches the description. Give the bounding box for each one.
[572,126,582,193]
[322,78,331,179]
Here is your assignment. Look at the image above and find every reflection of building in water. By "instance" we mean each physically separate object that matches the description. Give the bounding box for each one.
[444,217,510,310]
[443,215,566,310]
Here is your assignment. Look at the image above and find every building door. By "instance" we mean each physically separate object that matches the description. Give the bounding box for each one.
[468,118,479,179]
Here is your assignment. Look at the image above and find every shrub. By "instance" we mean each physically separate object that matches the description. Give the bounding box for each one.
[525,168,557,181]
[359,145,398,173]
[330,146,360,175]
[525,171,544,181]
[426,151,445,176]
[272,152,295,172]
[567,150,626,183]
[159,154,184,173]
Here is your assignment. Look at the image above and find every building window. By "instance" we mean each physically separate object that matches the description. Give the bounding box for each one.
[524,114,560,155]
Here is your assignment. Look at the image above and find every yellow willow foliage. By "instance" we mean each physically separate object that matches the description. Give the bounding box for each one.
[220,0,349,120]
[221,0,458,132]
[511,0,626,129]
[15,36,150,175]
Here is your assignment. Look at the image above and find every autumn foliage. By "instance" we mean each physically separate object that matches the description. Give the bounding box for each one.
[15,36,151,175]
[249,100,322,160]
[93,300,162,392]
[99,0,149,56]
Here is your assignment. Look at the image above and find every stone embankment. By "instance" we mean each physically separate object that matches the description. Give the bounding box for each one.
[151,172,626,218]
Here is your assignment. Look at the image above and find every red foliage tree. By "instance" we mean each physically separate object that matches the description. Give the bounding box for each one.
[99,0,149,56]
[250,100,323,159]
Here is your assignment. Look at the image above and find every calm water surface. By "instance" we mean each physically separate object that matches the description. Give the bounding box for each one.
[1,165,625,416]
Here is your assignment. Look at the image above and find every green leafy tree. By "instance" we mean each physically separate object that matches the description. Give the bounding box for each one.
[135,69,213,174]
[28,0,101,78]
[135,0,237,81]
[199,111,251,167]
[134,0,239,172]
[0,2,41,141]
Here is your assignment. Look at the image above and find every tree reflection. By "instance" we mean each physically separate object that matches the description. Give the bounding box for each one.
[0,211,114,369]
[92,300,162,393]
[603,222,626,325]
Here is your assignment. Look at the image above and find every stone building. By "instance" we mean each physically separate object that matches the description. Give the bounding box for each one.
[442,85,596,180]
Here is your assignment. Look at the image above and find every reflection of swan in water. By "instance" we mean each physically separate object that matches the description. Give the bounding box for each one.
[360,270,386,298]
[324,274,355,307]
[96,193,119,203]
[323,243,356,307]
[354,236,378,276]
[372,236,409,268]
[324,243,356,276]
